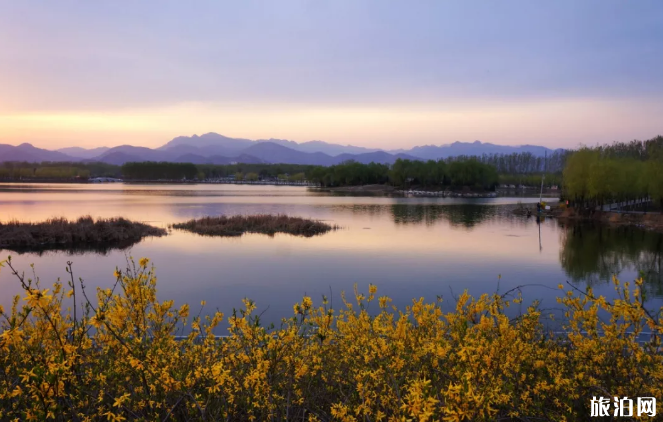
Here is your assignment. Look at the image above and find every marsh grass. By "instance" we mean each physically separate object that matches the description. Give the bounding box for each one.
[0,216,166,251]
[171,214,337,237]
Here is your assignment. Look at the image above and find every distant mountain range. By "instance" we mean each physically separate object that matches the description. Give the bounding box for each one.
[0,133,562,166]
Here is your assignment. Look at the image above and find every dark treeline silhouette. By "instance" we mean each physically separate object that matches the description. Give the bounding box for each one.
[309,158,499,190]
[498,173,562,188]
[308,161,390,187]
[563,135,663,210]
[122,162,198,180]
[0,161,120,179]
[197,163,316,179]
[453,150,570,174]
[118,159,501,191]
[455,151,570,188]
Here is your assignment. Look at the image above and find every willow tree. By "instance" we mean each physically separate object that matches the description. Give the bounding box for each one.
[563,148,599,206]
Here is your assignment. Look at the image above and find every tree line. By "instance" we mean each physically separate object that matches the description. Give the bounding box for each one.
[0,159,515,191]
[0,146,586,192]
[0,162,119,180]
[456,150,570,174]
[308,158,499,190]
[563,136,663,210]
[121,162,198,180]
[196,163,316,179]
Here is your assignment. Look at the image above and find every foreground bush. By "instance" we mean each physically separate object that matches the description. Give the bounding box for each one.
[0,258,661,421]
[171,214,337,237]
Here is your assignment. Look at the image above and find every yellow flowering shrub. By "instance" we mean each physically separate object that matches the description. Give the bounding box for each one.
[0,256,661,421]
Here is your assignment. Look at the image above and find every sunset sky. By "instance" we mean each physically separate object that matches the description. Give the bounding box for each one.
[1,1,662,150]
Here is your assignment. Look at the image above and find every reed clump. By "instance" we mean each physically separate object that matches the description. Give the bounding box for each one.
[0,216,166,251]
[171,214,337,237]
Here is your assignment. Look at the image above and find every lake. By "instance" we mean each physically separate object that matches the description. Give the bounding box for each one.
[1,183,661,328]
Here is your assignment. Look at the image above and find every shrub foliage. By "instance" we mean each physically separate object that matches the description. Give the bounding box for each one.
[0,217,166,252]
[0,258,661,421]
[170,214,336,237]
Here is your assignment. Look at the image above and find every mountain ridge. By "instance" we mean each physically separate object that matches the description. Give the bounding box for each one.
[0,134,562,166]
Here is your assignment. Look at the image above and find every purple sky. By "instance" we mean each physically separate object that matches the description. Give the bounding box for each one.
[1,0,662,149]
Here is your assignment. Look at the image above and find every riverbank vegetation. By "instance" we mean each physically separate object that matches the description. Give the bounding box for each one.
[0,217,166,252]
[0,257,661,421]
[0,162,119,180]
[308,158,501,190]
[198,163,315,180]
[563,136,663,210]
[1,152,563,191]
[121,162,198,180]
[171,214,337,237]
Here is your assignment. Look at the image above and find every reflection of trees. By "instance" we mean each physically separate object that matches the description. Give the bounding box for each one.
[390,204,495,228]
[559,223,663,295]
[1,239,142,257]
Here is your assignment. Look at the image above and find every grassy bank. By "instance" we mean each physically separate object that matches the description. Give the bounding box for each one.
[0,258,660,421]
[171,214,337,237]
[0,216,166,252]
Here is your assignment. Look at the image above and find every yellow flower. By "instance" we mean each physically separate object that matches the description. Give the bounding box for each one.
[25,289,51,308]
[3,256,662,421]
[90,312,105,328]
[113,393,130,408]
[302,296,312,310]
[379,296,390,308]
[139,258,149,268]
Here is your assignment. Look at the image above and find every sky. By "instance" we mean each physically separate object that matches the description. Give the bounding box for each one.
[1,0,662,150]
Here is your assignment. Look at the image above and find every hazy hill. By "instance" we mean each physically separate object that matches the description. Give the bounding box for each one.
[83,146,172,165]
[0,133,563,166]
[261,138,381,156]
[240,142,336,165]
[0,143,76,162]
[57,146,110,159]
[159,133,253,153]
[160,133,381,156]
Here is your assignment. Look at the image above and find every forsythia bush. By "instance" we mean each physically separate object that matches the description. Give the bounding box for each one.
[0,257,661,421]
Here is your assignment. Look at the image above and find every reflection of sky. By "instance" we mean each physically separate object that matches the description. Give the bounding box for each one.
[0,184,658,329]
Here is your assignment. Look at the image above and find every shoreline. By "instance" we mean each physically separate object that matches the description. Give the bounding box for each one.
[513,204,663,233]
[316,184,502,197]
[559,209,663,232]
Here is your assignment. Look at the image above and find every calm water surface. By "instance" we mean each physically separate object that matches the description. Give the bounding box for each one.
[1,183,661,327]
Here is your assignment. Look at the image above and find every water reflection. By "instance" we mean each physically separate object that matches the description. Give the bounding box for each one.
[390,204,494,228]
[0,183,661,327]
[3,239,145,256]
[559,222,663,294]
